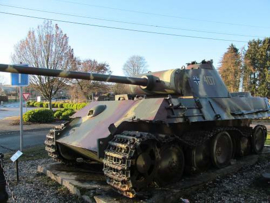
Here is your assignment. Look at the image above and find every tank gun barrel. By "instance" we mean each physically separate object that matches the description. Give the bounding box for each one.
[0,64,148,86]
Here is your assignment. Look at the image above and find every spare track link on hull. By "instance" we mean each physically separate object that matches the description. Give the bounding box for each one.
[44,125,67,163]
[103,131,154,198]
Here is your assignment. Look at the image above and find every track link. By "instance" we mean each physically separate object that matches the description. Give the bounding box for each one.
[44,124,67,163]
[103,131,153,198]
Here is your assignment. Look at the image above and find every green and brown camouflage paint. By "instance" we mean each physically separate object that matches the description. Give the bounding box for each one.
[0,61,269,162]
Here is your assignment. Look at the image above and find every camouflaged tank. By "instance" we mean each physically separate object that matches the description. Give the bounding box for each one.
[0,60,269,198]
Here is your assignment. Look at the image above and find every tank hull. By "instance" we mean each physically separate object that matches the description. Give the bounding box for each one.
[51,96,269,164]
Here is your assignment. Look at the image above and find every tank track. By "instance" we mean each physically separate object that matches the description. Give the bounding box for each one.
[44,125,68,163]
[103,131,154,198]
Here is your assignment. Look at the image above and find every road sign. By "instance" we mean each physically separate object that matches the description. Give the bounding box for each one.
[22,93,30,101]
[11,73,29,86]
[11,64,29,86]
[10,150,23,162]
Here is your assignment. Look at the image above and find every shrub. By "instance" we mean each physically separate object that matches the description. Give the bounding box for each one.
[53,102,58,108]
[53,110,63,119]
[27,101,36,107]
[44,102,49,108]
[34,102,44,107]
[77,103,87,110]
[62,103,69,109]
[23,109,54,123]
[58,103,64,108]
[30,101,35,107]
[60,109,75,120]
[53,108,75,120]
[51,102,56,108]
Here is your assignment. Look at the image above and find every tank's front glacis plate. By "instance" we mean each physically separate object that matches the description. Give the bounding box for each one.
[56,99,166,154]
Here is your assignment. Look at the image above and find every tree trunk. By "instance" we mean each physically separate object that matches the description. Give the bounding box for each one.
[49,98,52,110]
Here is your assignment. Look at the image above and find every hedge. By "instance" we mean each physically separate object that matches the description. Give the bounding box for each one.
[23,109,54,123]
[27,101,88,110]
[53,108,75,120]
[23,108,77,123]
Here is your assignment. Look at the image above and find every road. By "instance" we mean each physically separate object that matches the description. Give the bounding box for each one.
[0,103,53,153]
[0,108,28,120]
[0,129,50,153]
[0,101,30,120]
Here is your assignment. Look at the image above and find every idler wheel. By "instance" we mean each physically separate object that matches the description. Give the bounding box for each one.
[131,140,159,191]
[155,144,185,186]
[252,126,266,154]
[211,131,233,168]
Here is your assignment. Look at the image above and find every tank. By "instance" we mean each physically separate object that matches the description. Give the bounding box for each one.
[0,60,269,198]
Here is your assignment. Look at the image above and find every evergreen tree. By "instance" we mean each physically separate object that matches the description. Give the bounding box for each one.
[219,44,241,92]
[243,38,270,97]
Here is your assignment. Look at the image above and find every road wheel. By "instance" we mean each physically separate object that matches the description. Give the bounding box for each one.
[252,125,266,154]
[211,131,233,168]
[188,141,211,173]
[155,144,185,186]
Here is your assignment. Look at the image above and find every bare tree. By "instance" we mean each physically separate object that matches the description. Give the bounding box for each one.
[0,74,8,96]
[0,75,7,84]
[123,55,148,76]
[12,21,76,109]
[112,83,132,94]
[74,59,111,100]
[0,78,6,96]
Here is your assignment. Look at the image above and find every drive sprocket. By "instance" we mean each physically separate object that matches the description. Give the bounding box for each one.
[103,131,159,198]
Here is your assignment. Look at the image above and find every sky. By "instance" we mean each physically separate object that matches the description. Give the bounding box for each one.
[0,0,269,84]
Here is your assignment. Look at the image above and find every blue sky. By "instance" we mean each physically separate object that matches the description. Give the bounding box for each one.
[0,0,269,84]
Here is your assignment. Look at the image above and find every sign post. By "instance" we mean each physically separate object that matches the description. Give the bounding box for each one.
[11,64,28,184]
[11,65,29,152]
[10,150,23,182]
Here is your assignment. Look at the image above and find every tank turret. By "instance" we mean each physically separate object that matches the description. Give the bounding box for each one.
[0,60,229,97]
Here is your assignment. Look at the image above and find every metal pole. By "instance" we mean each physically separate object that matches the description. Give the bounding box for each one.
[15,160,19,182]
[20,86,23,152]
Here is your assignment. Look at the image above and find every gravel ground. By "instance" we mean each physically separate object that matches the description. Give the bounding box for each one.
[2,158,85,203]
[2,151,270,203]
[185,154,270,203]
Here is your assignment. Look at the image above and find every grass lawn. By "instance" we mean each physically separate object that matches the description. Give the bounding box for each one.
[266,133,270,145]
[4,145,48,162]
